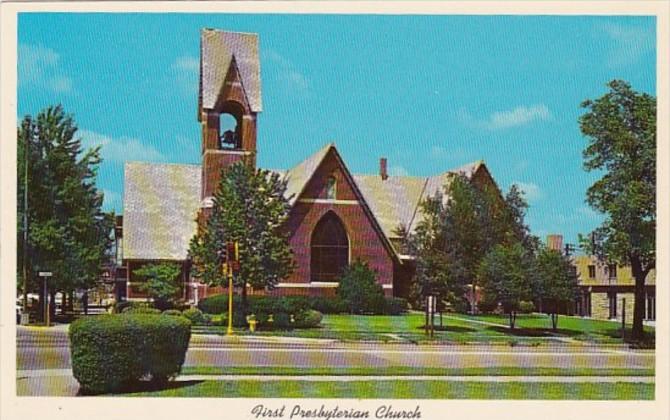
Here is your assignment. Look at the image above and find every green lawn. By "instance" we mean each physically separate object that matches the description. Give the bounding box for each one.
[449,313,656,344]
[123,380,654,399]
[181,366,654,377]
[194,312,655,345]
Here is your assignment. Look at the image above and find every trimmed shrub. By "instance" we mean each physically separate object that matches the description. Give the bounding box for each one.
[162,309,183,316]
[113,300,148,314]
[271,312,292,330]
[122,306,161,315]
[69,314,191,394]
[518,300,535,314]
[182,308,206,325]
[307,296,347,314]
[198,294,237,314]
[294,309,323,328]
[384,297,408,315]
[337,260,386,314]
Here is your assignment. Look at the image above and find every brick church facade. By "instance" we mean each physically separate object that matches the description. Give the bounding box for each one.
[115,29,501,303]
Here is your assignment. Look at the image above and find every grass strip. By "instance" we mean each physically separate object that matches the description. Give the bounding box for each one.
[180,366,654,377]
[124,380,654,399]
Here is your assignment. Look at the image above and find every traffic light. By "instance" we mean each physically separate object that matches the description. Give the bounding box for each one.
[227,241,240,272]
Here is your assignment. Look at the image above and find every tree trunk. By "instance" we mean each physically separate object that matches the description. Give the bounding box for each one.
[61,292,67,315]
[509,311,516,329]
[630,255,647,341]
[49,289,57,320]
[551,313,558,331]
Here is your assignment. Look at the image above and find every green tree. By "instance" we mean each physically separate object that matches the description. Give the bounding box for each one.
[188,162,295,312]
[578,80,656,341]
[336,260,385,314]
[17,105,114,319]
[477,243,534,329]
[134,263,182,310]
[408,173,537,313]
[535,248,580,330]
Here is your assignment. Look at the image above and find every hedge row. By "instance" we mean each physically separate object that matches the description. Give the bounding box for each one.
[198,294,408,316]
[69,314,191,394]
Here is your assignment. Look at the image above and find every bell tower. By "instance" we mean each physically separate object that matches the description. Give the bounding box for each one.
[198,29,262,224]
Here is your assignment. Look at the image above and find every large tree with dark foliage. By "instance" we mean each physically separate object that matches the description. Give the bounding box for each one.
[407,172,538,313]
[188,162,295,312]
[17,105,114,318]
[578,80,656,341]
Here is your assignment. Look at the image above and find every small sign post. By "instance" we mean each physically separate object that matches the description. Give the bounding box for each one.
[38,272,53,327]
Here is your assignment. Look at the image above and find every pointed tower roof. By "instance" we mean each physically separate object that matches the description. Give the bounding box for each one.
[199,29,262,113]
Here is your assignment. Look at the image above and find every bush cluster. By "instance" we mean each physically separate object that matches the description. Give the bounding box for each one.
[69,314,191,394]
[113,300,148,314]
[198,295,324,330]
[122,306,161,315]
[181,308,207,325]
[161,309,183,316]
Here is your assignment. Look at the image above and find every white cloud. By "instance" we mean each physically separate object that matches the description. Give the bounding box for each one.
[79,130,164,163]
[599,22,654,68]
[389,165,410,177]
[18,43,73,93]
[264,50,309,94]
[514,181,543,203]
[459,104,552,131]
[171,56,199,95]
[488,105,551,130]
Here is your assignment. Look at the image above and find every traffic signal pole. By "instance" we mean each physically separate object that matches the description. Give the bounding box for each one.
[227,263,234,336]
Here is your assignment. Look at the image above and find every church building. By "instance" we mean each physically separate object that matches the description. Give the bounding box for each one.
[115,28,500,302]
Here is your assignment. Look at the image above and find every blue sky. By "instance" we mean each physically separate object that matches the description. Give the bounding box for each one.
[17,13,656,248]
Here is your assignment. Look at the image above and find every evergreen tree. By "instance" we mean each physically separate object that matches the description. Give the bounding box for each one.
[188,162,295,311]
[134,262,182,310]
[17,105,114,318]
[578,80,655,341]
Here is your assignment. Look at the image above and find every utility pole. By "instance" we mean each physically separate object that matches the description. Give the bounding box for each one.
[22,133,29,313]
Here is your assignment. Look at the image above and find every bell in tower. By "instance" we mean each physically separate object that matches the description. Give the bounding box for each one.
[198,29,262,221]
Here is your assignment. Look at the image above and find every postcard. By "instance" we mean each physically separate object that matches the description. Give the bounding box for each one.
[1,2,668,420]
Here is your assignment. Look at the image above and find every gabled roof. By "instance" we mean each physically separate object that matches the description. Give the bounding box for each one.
[278,143,333,205]
[123,162,201,260]
[121,147,489,260]
[199,29,262,113]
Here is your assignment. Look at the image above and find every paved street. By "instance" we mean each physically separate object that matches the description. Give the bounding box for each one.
[17,325,655,373]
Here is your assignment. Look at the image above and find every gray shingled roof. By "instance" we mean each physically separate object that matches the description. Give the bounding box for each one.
[355,161,483,239]
[123,162,201,260]
[200,29,262,113]
[122,147,484,260]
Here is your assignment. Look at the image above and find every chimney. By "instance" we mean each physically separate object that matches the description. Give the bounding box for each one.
[380,157,388,181]
[546,234,564,252]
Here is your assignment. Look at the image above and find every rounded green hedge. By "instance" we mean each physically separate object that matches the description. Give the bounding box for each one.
[294,309,323,328]
[69,314,191,394]
[182,308,207,325]
[122,306,161,315]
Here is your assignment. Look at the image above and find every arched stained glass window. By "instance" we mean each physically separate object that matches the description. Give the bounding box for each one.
[311,212,349,282]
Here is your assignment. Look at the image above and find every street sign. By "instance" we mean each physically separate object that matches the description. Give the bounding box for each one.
[38,272,53,277]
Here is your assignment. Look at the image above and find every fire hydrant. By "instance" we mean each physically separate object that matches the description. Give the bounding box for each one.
[246,315,258,332]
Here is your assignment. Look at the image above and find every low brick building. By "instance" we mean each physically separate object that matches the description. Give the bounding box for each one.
[116,29,502,303]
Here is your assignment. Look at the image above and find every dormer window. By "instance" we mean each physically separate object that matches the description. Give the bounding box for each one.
[326,176,337,200]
